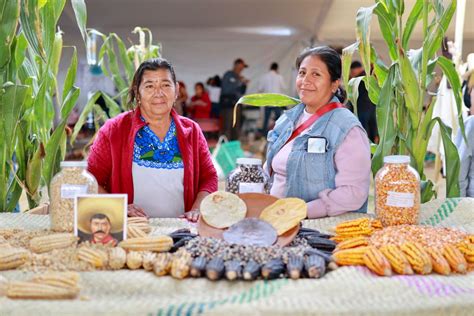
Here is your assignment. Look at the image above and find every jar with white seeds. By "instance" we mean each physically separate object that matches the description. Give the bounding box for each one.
[226,158,270,194]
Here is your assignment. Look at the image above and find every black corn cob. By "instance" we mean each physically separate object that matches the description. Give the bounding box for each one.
[206,257,225,281]
[304,248,332,264]
[170,236,194,253]
[190,256,207,278]
[224,260,242,281]
[243,260,261,281]
[304,255,326,278]
[286,255,304,280]
[261,259,285,280]
[306,236,336,251]
[168,232,198,243]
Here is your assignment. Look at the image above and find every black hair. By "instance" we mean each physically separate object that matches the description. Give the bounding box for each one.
[90,213,111,223]
[296,46,345,102]
[213,75,221,87]
[270,62,278,71]
[350,61,363,69]
[128,58,177,108]
[195,82,205,90]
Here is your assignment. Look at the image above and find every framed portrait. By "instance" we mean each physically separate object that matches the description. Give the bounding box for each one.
[74,194,127,246]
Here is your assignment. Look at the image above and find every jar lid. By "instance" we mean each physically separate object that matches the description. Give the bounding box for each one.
[236,158,262,165]
[383,155,410,164]
[60,161,88,168]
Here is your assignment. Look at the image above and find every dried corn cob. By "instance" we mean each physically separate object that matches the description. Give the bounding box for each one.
[457,243,474,264]
[119,236,173,252]
[443,244,467,274]
[142,252,157,271]
[400,242,432,275]
[108,247,127,270]
[126,251,143,270]
[171,250,192,279]
[336,236,369,250]
[206,257,225,281]
[262,259,285,280]
[304,255,326,278]
[31,272,80,289]
[0,275,7,296]
[306,236,336,251]
[127,225,148,238]
[0,247,29,270]
[243,260,261,281]
[426,248,451,275]
[29,234,78,253]
[466,235,474,244]
[77,247,108,268]
[379,245,413,275]
[363,246,392,276]
[153,252,173,276]
[370,219,383,230]
[190,256,207,278]
[224,260,242,281]
[332,247,368,266]
[287,255,304,279]
[7,281,79,300]
[334,218,373,236]
[128,217,151,234]
[330,235,349,244]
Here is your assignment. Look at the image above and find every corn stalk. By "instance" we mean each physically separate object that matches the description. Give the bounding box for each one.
[342,0,464,202]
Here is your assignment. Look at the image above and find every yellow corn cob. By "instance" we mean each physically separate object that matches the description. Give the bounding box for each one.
[379,245,413,275]
[457,242,474,264]
[153,253,173,276]
[127,225,148,238]
[332,247,368,266]
[29,233,78,253]
[370,219,383,230]
[336,236,369,250]
[119,236,173,252]
[126,251,143,270]
[142,252,157,271]
[400,242,432,275]
[171,250,191,279]
[7,281,79,300]
[77,247,108,268]
[334,218,373,236]
[108,247,127,270]
[0,247,29,271]
[426,248,451,275]
[330,235,349,244]
[363,246,392,276]
[31,272,80,290]
[443,244,467,274]
[466,235,474,244]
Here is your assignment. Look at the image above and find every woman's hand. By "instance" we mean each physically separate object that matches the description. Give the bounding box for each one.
[180,209,200,222]
[127,204,148,218]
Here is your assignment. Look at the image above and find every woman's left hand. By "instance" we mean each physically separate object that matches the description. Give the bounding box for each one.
[180,209,200,222]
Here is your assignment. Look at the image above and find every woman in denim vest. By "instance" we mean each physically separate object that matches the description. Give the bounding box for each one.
[265,46,371,218]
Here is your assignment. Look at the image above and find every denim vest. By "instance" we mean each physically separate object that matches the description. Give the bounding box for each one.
[265,98,368,213]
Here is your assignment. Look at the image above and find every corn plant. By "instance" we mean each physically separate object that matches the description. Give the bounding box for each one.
[0,0,86,211]
[70,27,161,143]
[342,0,464,202]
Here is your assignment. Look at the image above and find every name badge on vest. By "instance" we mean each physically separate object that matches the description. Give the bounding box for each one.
[307,137,328,153]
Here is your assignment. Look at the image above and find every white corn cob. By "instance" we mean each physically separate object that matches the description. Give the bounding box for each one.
[126,251,143,270]
[7,281,79,300]
[29,233,78,253]
[127,225,148,238]
[31,272,80,290]
[108,247,127,270]
[0,247,29,270]
[142,252,157,271]
[119,236,173,252]
[77,247,108,268]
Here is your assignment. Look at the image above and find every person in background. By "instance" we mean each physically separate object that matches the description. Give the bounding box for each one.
[455,116,474,197]
[349,61,378,143]
[174,80,188,116]
[462,53,474,116]
[265,46,371,218]
[259,62,287,134]
[207,75,222,119]
[87,58,217,221]
[219,58,249,140]
[188,82,212,119]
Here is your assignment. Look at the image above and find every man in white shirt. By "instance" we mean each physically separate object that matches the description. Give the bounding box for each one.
[259,62,286,134]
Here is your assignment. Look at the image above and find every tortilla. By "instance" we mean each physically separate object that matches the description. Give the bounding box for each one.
[200,191,247,229]
[259,198,307,235]
[223,218,277,246]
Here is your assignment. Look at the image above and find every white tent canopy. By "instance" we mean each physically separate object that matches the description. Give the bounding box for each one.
[58,0,474,103]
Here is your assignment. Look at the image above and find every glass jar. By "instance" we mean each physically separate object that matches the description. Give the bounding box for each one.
[226,158,270,194]
[375,155,420,226]
[50,161,98,232]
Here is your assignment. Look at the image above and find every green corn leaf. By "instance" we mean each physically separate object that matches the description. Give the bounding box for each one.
[363,76,381,105]
[342,41,359,96]
[111,34,134,81]
[101,91,122,117]
[40,0,65,56]
[71,0,87,44]
[420,179,435,203]
[71,90,101,144]
[356,3,378,83]
[14,33,28,70]
[19,0,45,59]
[391,0,404,15]
[402,0,423,49]
[425,0,456,60]
[347,76,364,116]
[374,2,397,60]
[49,30,63,80]
[62,47,77,103]
[370,44,389,85]
[25,142,44,198]
[0,0,20,69]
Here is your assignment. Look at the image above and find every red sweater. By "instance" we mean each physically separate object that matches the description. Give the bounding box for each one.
[190,93,212,119]
[87,108,218,212]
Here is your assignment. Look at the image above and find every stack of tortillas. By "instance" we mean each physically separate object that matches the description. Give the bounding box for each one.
[200,191,247,228]
[260,198,307,235]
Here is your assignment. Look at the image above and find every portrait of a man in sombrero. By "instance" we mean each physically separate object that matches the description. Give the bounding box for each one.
[75,195,127,245]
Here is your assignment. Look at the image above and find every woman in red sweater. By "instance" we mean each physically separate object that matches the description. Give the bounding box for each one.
[188,82,212,119]
[87,58,218,221]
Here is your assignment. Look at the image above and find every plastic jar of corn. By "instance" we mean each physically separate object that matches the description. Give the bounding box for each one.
[375,155,420,226]
[50,161,98,232]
